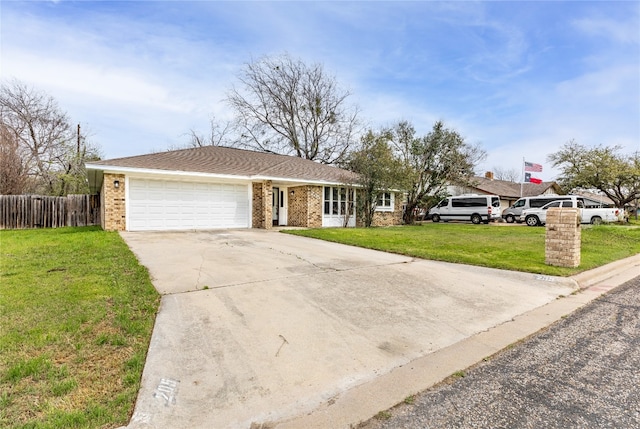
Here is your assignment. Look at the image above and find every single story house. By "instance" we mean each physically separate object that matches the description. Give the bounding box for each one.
[570,191,618,208]
[85,146,403,232]
[449,172,563,208]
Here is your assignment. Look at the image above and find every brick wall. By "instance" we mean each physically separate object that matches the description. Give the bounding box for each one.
[252,181,273,229]
[371,193,404,227]
[545,207,581,267]
[287,185,322,228]
[308,186,322,228]
[356,191,404,227]
[102,173,126,231]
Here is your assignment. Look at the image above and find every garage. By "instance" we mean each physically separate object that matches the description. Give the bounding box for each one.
[127,178,250,231]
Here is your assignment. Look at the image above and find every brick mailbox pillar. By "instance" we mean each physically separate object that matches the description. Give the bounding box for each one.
[545,207,581,267]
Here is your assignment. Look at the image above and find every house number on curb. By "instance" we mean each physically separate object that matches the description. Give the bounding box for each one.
[535,275,556,282]
[154,378,179,406]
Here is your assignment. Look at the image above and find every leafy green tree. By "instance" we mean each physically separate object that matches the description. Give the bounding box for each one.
[390,120,485,224]
[548,140,640,209]
[344,128,405,227]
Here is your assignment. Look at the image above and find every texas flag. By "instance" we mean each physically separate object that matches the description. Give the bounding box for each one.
[525,172,543,184]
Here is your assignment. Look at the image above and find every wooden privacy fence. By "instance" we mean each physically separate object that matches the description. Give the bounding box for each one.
[0,194,100,229]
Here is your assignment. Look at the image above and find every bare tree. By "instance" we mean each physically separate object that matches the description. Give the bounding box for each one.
[226,53,360,164]
[0,122,28,194]
[492,167,520,182]
[0,80,101,195]
[56,124,102,195]
[186,114,233,147]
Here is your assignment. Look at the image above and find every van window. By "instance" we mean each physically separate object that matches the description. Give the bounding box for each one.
[452,197,486,208]
[531,198,555,208]
[513,199,525,208]
[437,199,448,208]
[491,197,500,207]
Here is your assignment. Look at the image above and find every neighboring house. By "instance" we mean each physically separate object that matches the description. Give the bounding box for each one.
[85,146,403,232]
[571,191,617,208]
[449,172,563,209]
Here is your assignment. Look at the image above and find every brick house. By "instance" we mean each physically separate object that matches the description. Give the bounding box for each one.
[86,146,403,231]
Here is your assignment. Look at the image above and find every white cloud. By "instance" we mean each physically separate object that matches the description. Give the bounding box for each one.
[1,1,637,166]
[573,10,640,45]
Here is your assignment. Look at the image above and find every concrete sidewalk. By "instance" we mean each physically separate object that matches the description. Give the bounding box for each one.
[119,230,639,429]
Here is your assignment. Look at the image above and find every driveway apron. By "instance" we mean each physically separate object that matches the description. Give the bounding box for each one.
[120,229,577,429]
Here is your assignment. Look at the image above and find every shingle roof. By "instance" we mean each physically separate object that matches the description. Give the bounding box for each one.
[468,176,561,198]
[87,146,358,184]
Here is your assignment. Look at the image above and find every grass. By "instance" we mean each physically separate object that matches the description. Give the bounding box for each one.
[0,226,160,429]
[284,223,640,276]
[375,410,392,420]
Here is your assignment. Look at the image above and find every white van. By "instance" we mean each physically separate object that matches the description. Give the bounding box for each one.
[502,195,577,223]
[428,194,501,224]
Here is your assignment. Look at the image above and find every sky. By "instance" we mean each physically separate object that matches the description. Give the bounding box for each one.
[2,1,639,182]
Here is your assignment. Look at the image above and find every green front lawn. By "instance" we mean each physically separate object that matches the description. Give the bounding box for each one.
[285,223,640,276]
[0,227,160,429]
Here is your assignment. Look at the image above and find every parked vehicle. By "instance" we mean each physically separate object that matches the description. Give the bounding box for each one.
[502,194,578,223]
[521,198,624,226]
[429,194,502,224]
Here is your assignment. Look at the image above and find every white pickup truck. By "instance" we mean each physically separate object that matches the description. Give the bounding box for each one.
[521,199,623,226]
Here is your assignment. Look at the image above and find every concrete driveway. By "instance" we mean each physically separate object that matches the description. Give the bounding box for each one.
[120,229,577,429]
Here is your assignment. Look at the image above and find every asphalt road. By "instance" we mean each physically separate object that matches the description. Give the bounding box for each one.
[361,275,640,429]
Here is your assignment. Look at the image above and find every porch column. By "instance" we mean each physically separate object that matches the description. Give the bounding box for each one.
[252,181,273,229]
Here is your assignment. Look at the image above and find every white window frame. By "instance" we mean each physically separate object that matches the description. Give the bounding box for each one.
[323,186,356,227]
[376,192,394,212]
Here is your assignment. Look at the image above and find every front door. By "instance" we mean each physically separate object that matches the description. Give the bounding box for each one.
[272,187,279,226]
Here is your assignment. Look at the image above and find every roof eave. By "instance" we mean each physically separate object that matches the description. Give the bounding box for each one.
[85,164,355,186]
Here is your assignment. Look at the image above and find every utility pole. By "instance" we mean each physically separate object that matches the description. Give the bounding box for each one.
[77,123,81,155]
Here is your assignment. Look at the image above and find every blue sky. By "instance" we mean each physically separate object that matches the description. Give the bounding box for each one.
[2,1,639,181]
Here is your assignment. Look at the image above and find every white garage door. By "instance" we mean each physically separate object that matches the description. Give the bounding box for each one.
[128,179,250,231]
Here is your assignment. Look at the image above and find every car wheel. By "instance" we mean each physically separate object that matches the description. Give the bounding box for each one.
[471,214,482,224]
[591,216,602,225]
[431,214,440,223]
[505,214,515,223]
[525,215,540,227]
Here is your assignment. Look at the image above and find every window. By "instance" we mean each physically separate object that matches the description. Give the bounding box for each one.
[544,201,561,209]
[324,186,353,216]
[377,192,393,211]
[452,197,485,208]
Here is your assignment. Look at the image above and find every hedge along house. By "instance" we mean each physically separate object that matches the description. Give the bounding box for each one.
[85,146,403,232]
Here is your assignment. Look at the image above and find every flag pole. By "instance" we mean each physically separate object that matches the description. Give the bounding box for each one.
[520,157,524,197]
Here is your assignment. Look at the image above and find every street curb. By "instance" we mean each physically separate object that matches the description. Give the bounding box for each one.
[570,253,640,289]
[274,254,640,429]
